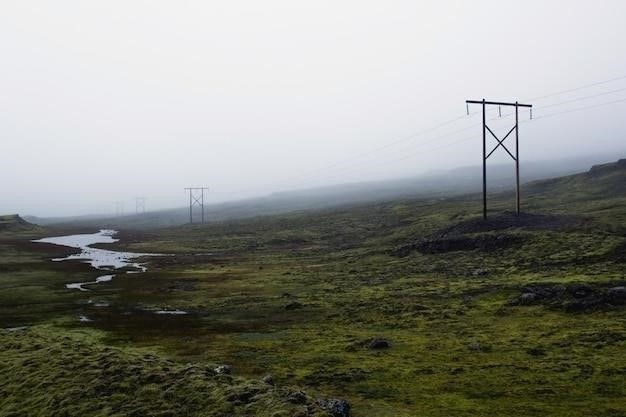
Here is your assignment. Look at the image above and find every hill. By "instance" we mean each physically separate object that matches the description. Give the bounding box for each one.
[30,155,619,230]
[0,214,42,233]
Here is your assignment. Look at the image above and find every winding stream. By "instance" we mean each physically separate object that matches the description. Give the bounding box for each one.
[33,229,153,291]
[33,230,187,318]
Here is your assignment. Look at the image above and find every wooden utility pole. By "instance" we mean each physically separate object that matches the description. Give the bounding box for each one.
[465,99,532,219]
[184,187,209,224]
[135,197,147,214]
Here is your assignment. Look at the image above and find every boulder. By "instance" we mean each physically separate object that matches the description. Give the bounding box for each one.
[317,398,351,417]
[606,286,626,304]
[518,292,537,305]
[367,338,391,350]
[567,284,594,298]
[214,365,232,375]
[286,390,307,404]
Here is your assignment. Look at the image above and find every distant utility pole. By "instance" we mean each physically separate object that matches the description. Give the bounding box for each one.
[184,187,209,224]
[115,201,124,217]
[465,99,532,219]
[135,197,147,214]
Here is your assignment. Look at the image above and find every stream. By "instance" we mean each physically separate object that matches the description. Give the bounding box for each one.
[33,229,151,291]
[33,230,187,317]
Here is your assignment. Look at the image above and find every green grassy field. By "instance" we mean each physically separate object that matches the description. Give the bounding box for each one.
[1,161,625,416]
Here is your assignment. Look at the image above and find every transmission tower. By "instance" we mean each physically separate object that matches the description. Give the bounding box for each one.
[135,197,147,214]
[465,99,532,219]
[184,187,209,224]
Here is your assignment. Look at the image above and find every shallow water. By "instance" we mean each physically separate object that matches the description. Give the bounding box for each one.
[33,230,182,319]
[154,309,188,315]
[33,230,153,290]
[34,229,149,271]
[65,274,114,291]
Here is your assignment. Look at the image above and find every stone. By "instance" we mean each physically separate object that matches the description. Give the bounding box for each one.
[285,301,304,310]
[287,390,307,404]
[261,374,274,385]
[214,365,232,375]
[607,286,626,304]
[567,284,594,298]
[518,292,537,305]
[317,398,351,417]
[367,338,391,349]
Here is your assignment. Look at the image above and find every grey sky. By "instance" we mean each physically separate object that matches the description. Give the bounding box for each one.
[1,1,625,216]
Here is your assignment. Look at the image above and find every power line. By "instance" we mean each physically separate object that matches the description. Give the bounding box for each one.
[468,86,626,124]
[530,96,626,120]
[300,94,626,187]
[306,135,476,186]
[291,112,478,183]
[297,121,483,183]
[533,87,626,110]
[290,74,626,187]
[525,74,626,102]
[298,109,531,186]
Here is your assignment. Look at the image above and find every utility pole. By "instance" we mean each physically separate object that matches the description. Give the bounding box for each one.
[465,99,532,219]
[184,187,209,224]
[135,197,147,214]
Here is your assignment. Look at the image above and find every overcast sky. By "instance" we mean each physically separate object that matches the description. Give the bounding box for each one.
[1,0,626,216]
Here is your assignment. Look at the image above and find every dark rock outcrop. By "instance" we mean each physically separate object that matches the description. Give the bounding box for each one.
[317,398,351,417]
[367,338,391,350]
[286,390,307,404]
[214,364,232,375]
[509,282,626,311]
[261,374,274,385]
[285,301,304,310]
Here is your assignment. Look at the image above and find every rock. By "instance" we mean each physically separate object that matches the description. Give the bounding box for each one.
[518,292,537,305]
[565,296,604,313]
[468,342,491,352]
[261,374,274,385]
[214,365,232,375]
[526,346,546,356]
[286,390,307,404]
[606,286,626,304]
[472,268,489,276]
[567,284,594,298]
[227,390,255,404]
[468,342,482,352]
[413,234,523,255]
[285,301,304,310]
[317,398,351,417]
[367,338,391,349]
[391,244,415,258]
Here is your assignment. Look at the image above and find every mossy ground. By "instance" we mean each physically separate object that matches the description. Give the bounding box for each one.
[1,166,625,416]
[0,326,330,417]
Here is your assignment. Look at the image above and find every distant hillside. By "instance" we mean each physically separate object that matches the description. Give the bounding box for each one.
[0,214,42,233]
[515,158,626,227]
[30,155,624,230]
[524,158,626,198]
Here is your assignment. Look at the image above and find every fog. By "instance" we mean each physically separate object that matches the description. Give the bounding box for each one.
[1,1,626,216]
